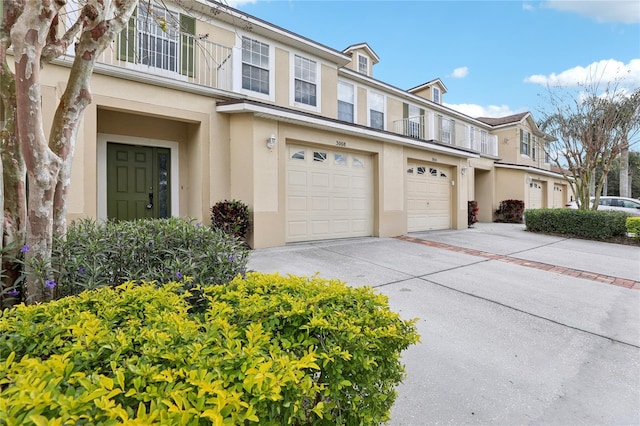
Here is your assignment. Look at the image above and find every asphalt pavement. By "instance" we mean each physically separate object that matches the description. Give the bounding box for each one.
[247,223,640,425]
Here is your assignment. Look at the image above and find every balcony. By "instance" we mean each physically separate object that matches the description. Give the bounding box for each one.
[95,15,234,92]
[393,114,498,156]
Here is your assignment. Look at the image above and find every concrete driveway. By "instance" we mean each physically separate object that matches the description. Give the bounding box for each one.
[247,223,640,425]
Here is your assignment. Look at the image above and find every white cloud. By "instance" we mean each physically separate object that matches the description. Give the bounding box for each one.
[524,58,640,87]
[450,66,469,79]
[543,0,640,24]
[522,3,535,12]
[443,103,520,118]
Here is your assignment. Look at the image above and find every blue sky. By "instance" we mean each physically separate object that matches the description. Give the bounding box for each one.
[226,0,640,119]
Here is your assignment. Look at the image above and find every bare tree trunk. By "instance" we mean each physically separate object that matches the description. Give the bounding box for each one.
[1,0,27,305]
[11,0,63,303]
[619,141,630,197]
[51,0,139,237]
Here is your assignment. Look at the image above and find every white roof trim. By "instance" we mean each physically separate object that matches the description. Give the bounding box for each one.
[339,68,492,129]
[217,102,479,159]
[494,163,569,179]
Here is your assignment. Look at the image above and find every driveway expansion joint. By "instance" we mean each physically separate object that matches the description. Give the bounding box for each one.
[395,235,640,290]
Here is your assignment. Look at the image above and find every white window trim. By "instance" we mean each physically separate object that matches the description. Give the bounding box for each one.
[337,80,357,124]
[520,129,531,158]
[367,90,386,130]
[97,133,179,221]
[289,53,321,112]
[357,53,370,76]
[235,33,276,102]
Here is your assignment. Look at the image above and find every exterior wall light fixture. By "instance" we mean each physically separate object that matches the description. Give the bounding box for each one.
[461,167,467,176]
[266,134,276,150]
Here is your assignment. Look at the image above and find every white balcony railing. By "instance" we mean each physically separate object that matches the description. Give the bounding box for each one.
[95,16,234,92]
[394,114,498,156]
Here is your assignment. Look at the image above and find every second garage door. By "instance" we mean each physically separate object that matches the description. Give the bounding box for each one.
[286,145,373,243]
[407,162,452,232]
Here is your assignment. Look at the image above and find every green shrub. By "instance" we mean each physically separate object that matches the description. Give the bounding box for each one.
[525,208,629,239]
[627,217,640,239]
[51,217,249,298]
[495,199,525,223]
[0,274,419,425]
[210,199,251,239]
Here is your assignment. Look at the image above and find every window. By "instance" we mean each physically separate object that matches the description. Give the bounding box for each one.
[520,130,530,156]
[433,87,441,104]
[290,150,305,160]
[480,130,489,153]
[369,92,385,130]
[544,142,550,163]
[405,104,423,138]
[313,151,327,162]
[136,6,179,72]
[338,81,355,122]
[242,37,269,94]
[531,136,537,160]
[353,157,364,168]
[358,54,369,75]
[439,116,454,144]
[334,154,347,165]
[294,55,317,106]
[119,7,195,76]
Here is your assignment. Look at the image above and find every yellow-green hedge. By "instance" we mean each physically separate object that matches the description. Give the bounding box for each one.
[0,273,419,425]
[627,217,640,239]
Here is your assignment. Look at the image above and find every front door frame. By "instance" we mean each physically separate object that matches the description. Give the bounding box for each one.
[97,133,179,220]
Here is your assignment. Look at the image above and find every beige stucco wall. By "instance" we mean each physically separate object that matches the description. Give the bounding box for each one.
[469,157,496,222]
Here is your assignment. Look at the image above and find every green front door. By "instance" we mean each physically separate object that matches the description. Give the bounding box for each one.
[107,143,171,220]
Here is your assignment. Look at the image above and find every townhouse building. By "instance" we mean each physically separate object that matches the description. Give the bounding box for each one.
[7,1,569,248]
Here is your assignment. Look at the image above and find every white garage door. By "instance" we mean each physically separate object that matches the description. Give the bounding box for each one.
[407,162,451,232]
[529,180,543,209]
[286,145,373,243]
[553,184,564,208]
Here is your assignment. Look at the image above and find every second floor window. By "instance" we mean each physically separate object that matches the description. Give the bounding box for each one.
[369,92,384,130]
[242,37,269,94]
[439,116,454,144]
[338,81,354,122]
[137,7,179,72]
[520,130,530,155]
[481,130,489,153]
[120,6,194,76]
[532,136,537,160]
[294,55,317,106]
[544,142,551,163]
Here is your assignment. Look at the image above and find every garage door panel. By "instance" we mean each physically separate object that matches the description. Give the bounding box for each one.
[288,170,307,187]
[333,197,350,211]
[287,145,373,242]
[288,196,307,212]
[333,174,350,188]
[311,172,330,188]
[333,220,349,233]
[352,175,368,190]
[288,221,308,238]
[311,220,330,236]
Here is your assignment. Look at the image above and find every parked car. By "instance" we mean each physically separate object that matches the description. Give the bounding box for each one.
[565,196,640,216]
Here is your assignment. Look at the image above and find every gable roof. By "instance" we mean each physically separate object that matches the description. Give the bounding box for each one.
[342,43,380,64]
[475,112,530,126]
[408,78,448,94]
